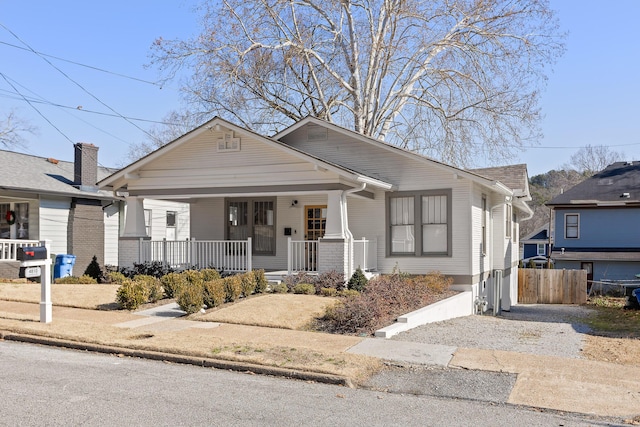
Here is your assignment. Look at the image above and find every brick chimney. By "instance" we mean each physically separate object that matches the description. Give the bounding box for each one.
[74,142,99,192]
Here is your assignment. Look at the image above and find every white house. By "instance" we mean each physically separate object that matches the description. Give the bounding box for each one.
[0,144,189,278]
[99,117,532,311]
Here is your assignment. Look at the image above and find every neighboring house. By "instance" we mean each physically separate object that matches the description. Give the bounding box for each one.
[99,116,533,311]
[520,225,553,268]
[0,144,189,279]
[547,161,640,282]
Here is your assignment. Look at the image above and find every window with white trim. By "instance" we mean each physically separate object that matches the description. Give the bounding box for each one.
[506,204,512,239]
[144,209,152,237]
[387,190,451,257]
[226,198,276,255]
[481,195,487,255]
[536,243,545,256]
[565,213,579,239]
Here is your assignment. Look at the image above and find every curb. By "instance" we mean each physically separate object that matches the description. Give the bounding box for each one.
[0,331,354,388]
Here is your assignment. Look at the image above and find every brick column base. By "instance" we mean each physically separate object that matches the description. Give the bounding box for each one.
[318,238,349,279]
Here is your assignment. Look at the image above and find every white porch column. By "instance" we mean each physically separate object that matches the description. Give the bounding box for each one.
[122,196,147,237]
[323,190,345,239]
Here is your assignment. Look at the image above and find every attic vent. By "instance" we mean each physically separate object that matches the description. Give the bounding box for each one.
[621,192,631,198]
[217,131,241,152]
[47,158,59,164]
[307,125,327,141]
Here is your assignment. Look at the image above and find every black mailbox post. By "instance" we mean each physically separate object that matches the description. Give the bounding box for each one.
[17,246,48,261]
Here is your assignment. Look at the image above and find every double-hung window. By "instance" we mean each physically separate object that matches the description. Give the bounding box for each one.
[565,213,579,239]
[536,243,546,256]
[387,190,451,257]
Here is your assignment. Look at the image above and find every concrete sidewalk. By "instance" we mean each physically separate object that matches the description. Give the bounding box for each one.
[1,300,639,420]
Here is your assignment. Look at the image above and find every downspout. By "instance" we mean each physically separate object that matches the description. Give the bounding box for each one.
[341,183,367,277]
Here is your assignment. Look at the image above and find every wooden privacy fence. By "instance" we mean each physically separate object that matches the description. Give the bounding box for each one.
[518,268,587,304]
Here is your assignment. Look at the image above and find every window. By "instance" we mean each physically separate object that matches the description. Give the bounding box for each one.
[166,211,177,241]
[481,195,487,255]
[506,204,512,239]
[144,209,152,237]
[226,198,276,255]
[565,213,579,239]
[537,243,545,256]
[387,190,451,257]
[0,202,29,239]
[0,203,10,239]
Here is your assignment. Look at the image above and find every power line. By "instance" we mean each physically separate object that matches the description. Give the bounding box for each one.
[0,40,163,88]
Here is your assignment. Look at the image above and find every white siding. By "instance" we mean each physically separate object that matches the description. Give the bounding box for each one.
[128,131,341,192]
[103,203,120,266]
[39,198,70,256]
[142,200,190,241]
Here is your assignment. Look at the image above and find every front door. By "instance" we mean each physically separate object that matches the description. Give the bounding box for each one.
[305,206,326,271]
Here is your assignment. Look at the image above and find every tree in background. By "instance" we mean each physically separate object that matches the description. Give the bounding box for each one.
[564,144,625,177]
[150,0,565,168]
[0,110,36,149]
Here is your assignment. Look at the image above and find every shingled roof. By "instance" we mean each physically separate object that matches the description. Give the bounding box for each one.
[0,149,117,200]
[470,164,530,197]
[546,161,640,206]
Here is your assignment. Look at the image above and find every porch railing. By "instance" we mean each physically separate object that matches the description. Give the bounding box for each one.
[139,238,252,272]
[353,237,377,272]
[287,238,318,274]
[0,239,42,262]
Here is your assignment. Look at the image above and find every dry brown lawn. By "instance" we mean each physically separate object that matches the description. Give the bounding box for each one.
[0,281,119,309]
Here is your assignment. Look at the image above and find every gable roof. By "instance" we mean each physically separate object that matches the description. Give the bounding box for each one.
[469,164,531,200]
[521,225,550,242]
[547,161,640,206]
[0,149,116,200]
[274,116,521,195]
[98,116,395,192]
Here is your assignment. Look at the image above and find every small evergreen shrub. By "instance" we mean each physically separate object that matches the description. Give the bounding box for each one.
[160,272,187,298]
[283,272,316,292]
[201,268,221,282]
[84,255,104,282]
[119,261,174,279]
[223,275,243,302]
[181,269,205,288]
[176,283,204,314]
[240,271,257,297]
[106,271,127,285]
[338,289,360,298]
[271,283,288,294]
[54,275,98,284]
[116,279,149,310]
[293,283,316,295]
[133,275,163,303]
[320,287,338,297]
[203,279,226,308]
[253,269,268,293]
[347,268,368,292]
[527,259,536,268]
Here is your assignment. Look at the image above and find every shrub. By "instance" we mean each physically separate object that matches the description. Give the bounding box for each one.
[253,269,269,293]
[133,275,163,303]
[315,271,454,335]
[84,255,104,282]
[283,272,317,292]
[315,270,346,292]
[106,271,127,285]
[161,272,187,298]
[54,275,98,284]
[240,271,257,297]
[116,279,149,310]
[347,268,368,292]
[527,258,536,268]
[293,283,316,295]
[271,283,288,294]
[119,261,174,279]
[200,268,221,282]
[181,270,205,287]
[176,283,204,314]
[338,289,360,298]
[223,275,243,302]
[320,287,338,297]
[203,279,226,308]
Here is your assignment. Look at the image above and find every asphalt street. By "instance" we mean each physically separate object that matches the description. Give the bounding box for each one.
[1,341,622,426]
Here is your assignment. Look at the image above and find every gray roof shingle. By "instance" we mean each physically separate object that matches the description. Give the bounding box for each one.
[0,149,117,200]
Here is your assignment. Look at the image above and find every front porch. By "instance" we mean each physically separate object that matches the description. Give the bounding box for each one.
[124,237,378,278]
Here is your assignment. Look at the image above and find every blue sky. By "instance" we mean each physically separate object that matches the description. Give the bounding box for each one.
[1,1,639,177]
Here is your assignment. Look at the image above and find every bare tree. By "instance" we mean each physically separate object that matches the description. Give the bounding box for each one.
[150,0,565,167]
[125,110,204,163]
[0,110,36,149]
[564,144,625,177]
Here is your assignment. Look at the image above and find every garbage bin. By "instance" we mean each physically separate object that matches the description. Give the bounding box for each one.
[53,254,76,279]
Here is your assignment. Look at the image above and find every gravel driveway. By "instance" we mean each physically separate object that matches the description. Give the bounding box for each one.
[391,304,594,359]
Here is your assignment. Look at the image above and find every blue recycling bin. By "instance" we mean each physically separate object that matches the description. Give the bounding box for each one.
[53,254,76,279]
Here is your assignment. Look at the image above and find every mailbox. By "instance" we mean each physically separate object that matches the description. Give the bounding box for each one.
[17,246,48,261]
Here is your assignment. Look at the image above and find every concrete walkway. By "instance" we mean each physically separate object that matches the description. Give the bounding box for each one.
[1,300,639,420]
